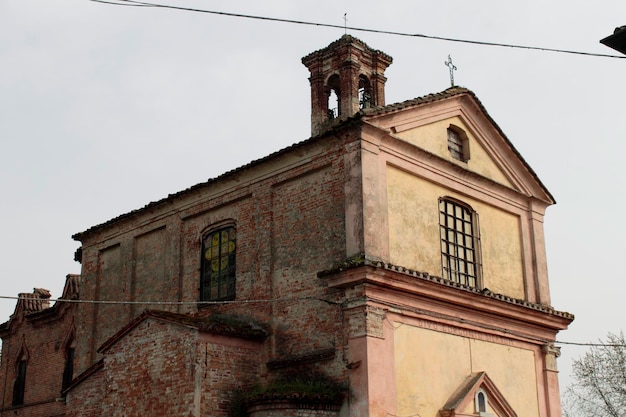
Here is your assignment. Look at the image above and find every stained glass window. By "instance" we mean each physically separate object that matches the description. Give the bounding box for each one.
[201,227,236,301]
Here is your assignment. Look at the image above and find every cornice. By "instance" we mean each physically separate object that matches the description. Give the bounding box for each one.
[319,258,573,339]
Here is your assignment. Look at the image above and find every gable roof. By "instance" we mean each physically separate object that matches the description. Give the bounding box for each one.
[0,274,80,334]
[98,309,268,353]
[441,372,518,417]
[73,87,552,240]
[362,86,554,204]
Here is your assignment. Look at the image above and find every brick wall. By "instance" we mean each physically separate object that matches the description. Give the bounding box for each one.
[0,302,75,417]
[66,364,104,417]
[99,318,198,416]
[74,132,355,386]
[200,332,264,415]
[67,316,264,416]
[249,402,341,417]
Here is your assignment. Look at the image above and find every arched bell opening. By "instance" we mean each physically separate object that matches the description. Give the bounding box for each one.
[326,74,341,120]
[358,74,373,109]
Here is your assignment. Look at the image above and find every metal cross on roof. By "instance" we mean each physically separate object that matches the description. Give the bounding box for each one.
[444,55,457,87]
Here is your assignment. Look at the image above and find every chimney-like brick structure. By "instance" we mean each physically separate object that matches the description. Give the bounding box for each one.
[302,35,392,136]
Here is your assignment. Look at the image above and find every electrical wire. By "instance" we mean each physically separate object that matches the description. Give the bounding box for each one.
[46,0,622,349]
[0,294,623,348]
[87,0,626,59]
[551,340,626,348]
[0,294,335,306]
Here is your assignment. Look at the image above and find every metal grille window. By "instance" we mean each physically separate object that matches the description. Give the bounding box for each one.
[439,198,481,287]
[201,227,236,301]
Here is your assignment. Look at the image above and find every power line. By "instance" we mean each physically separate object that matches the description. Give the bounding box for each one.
[1,294,623,348]
[0,294,332,306]
[553,340,626,348]
[88,0,626,59]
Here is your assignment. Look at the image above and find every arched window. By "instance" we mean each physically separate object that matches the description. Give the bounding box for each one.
[201,226,236,301]
[326,74,341,120]
[474,388,493,415]
[476,390,487,412]
[447,125,470,162]
[439,198,481,287]
[12,355,27,406]
[358,75,373,109]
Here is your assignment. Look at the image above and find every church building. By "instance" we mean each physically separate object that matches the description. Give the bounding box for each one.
[0,35,573,417]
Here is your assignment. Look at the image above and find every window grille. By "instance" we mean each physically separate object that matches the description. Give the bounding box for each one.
[439,198,481,287]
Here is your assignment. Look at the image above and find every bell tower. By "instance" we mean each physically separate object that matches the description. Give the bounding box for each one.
[302,35,393,136]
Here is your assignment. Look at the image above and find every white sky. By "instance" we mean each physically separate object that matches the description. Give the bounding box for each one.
[1,0,625,392]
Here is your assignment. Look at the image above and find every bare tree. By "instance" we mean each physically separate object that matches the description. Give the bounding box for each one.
[563,332,626,417]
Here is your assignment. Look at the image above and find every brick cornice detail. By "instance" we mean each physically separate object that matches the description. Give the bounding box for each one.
[322,263,572,342]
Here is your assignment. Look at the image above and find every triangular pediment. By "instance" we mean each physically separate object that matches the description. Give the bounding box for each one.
[440,372,517,417]
[363,88,553,205]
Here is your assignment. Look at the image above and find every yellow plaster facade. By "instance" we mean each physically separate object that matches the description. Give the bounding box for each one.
[386,165,525,299]
[393,117,513,188]
[394,325,539,417]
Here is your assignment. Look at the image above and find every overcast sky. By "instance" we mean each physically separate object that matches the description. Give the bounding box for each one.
[1,0,625,391]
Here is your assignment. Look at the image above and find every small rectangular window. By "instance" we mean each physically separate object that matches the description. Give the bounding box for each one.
[447,126,470,162]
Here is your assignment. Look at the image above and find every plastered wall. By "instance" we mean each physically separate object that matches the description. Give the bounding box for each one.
[394,117,513,188]
[386,166,525,299]
[393,325,539,417]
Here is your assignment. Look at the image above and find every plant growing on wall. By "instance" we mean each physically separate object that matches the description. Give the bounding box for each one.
[230,370,346,417]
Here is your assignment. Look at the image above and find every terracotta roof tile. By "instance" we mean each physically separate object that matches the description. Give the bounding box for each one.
[98,309,268,353]
[318,256,574,321]
[361,87,554,203]
[73,86,553,239]
[18,289,51,314]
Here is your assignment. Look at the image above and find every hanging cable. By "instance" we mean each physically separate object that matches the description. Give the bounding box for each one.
[0,294,338,306]
[87,0,626,59]
[1,294,623,347]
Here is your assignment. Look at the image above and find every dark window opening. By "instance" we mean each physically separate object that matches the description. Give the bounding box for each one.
[439,198,481,287]
[12,360,26,406]
[358,75,372,109]
[62,347,75,392]
[477,391,487,413]
[201,227,236,301]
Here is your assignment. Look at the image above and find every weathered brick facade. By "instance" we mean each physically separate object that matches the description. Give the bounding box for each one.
[0,275,79,417]
[63,311,265,416]
[71,123,354,381]
[0,35,573,417]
